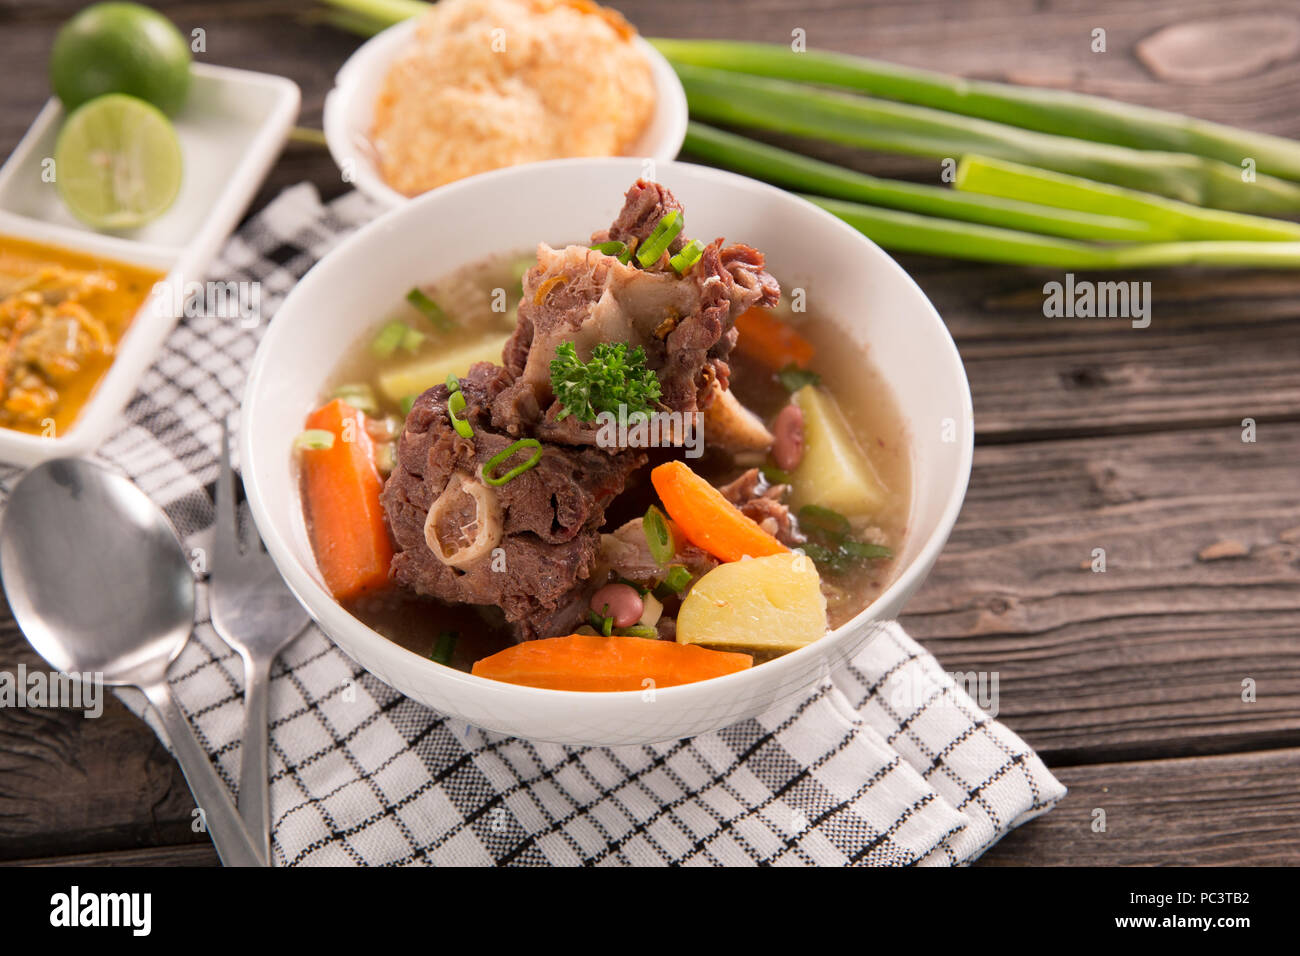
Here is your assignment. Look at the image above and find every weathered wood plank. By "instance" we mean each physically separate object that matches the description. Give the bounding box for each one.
[0,602,209,862]
[1,843,218,867]
[901,423,1300,763]
[978,747,1300,865]
[903,262,1300,439]
[9,748,1300,867]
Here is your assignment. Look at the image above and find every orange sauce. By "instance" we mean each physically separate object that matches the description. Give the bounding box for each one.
[0,235,163,436]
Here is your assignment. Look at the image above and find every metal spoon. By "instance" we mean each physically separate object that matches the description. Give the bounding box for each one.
[0,458,265,867]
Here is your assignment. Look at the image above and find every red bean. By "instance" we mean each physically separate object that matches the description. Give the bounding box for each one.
[772,403,805,471]
[590,582,643,628]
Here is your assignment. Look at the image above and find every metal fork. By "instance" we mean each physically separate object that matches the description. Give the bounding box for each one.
[210,418,310,864]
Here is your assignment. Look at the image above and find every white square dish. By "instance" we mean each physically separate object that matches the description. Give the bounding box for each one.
[0,62,300,466]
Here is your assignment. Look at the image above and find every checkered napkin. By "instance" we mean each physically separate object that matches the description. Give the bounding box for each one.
[0,184,1064,865]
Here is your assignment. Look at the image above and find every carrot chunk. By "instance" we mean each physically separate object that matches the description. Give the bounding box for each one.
[733,306,815,371]
[651,460,788,562]
[471,634,752,691]
[302,399,394,600]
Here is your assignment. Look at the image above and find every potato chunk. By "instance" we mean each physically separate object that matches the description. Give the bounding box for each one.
[377,332,512,401]
[677,553,828,653]
[789,385,888,517]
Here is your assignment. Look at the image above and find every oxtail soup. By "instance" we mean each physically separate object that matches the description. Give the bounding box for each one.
[296,180,910,691]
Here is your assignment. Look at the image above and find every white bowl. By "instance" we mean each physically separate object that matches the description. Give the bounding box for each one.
[323,18,688,209]
[242,158,973,746]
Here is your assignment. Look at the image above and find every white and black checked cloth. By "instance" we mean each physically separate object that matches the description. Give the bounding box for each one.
[0,184,1064,866]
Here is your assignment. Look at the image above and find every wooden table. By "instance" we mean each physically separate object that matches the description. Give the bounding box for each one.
[2,0,1298,866]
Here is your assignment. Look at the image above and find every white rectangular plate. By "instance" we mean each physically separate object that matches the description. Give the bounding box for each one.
[0,62,300,466]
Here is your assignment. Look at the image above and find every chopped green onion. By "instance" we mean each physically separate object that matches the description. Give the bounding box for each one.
[371,320,410,359]
[643,505,675,566]
[401,326,426,353]
[801,540,893,573]
[447,389,473,439]
[446,373,460,392]
[400,394,417,416]
[587,609,614,636]
[777,363,821,391]
[800,541,842,569]
[294,429,335,451]
[615,576,649,596]
[841,541,893,561]
[614,625,659,639]
[797,501,894,573]
[406,287,454,330]
[430,630,458,665]
[331,383,379,415]
[662,564,693,593]
[636,209,684,267]
[590,240,633,264]
[668,238,705,273]
[799,504,851,538]
[483,438,543,487]
[760,464,792,485]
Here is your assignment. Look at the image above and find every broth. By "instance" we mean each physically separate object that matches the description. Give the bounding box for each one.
[325,252,527,405]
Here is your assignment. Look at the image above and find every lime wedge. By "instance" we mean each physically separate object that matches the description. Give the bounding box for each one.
[54,93,183,229]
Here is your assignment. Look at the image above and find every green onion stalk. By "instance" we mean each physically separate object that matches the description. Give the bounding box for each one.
[315,6,1300,193]
[685,123,1159,241]
[807,195,1300,269]
[651,39,1300,183]
[317,0,428,34]
[955,155,1300,242]
[672,64,1300,216]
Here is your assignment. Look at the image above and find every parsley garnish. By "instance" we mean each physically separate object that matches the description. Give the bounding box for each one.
[549,341,661,422]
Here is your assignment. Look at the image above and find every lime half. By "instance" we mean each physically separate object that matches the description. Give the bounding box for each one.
[50,2,192,115]
[54,93,183,229]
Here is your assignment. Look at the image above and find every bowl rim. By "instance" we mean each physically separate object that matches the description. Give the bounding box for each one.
[241,156,973,706]
[321,17,689,210]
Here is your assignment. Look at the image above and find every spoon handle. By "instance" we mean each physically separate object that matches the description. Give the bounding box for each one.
[142,680,267,867]
[237,651,273,862]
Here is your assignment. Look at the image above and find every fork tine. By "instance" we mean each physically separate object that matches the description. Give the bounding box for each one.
[214,416,242,568]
